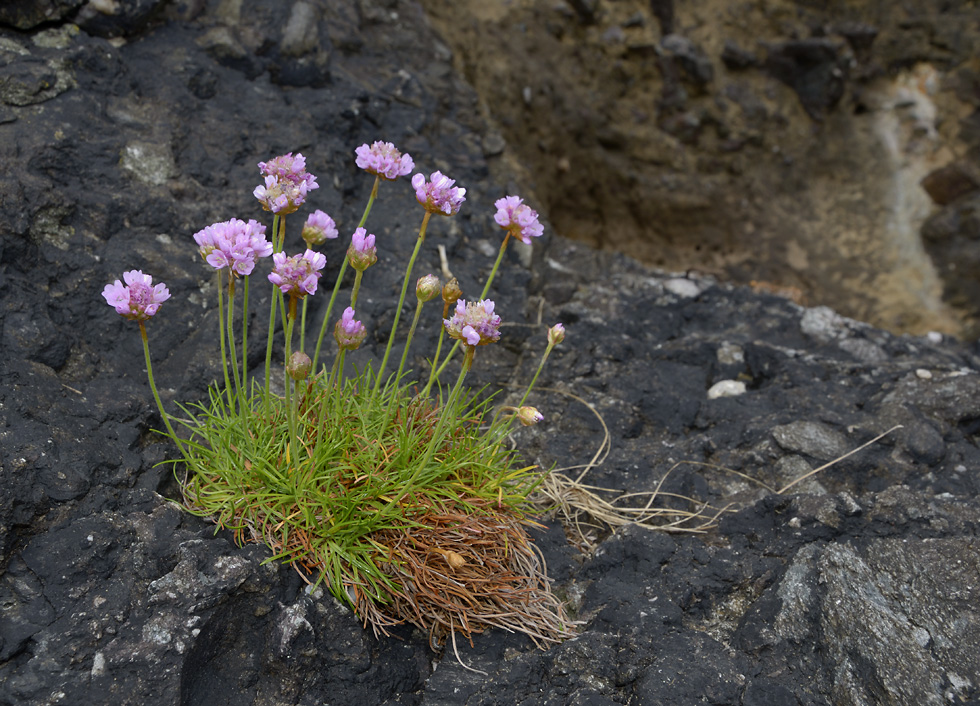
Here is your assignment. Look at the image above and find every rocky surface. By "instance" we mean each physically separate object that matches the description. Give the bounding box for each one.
[2,1,980,705]
[420,0,980,337]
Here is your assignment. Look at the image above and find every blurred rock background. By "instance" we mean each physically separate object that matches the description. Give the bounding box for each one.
[420,0,980,337]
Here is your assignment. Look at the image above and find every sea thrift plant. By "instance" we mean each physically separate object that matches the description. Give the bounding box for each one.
[494,195,544,245]
[412,171,466,216]
[103,270,170,320]
[301,209,338,248]
[103,144,573,654]
[355,140,414,180]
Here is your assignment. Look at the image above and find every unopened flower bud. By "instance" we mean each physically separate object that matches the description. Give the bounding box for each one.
[442,277,462,307]
[416,274,440,302]
[286,351,312,381]
[301,210,338,248]
[517,406,544,427]
[334,307,367,351]
[347,227,377,271]
[548,323,565,347]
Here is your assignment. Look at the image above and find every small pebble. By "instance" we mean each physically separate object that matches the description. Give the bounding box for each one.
[664,278,702,298]
[707,379,746,399]
[927,331,943,343]
[916,368,932,380]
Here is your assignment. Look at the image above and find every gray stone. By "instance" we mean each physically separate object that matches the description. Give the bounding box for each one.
[772,421,851,462]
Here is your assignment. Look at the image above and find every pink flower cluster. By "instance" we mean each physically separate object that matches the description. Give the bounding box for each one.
[347,227,377,271]
[444,298,501,347]
[355,141,414,181]
[302,210,339,248]
[494,195,544,245]
[268,249,327,297]
[412,171,466,216]
[193,218,272,276]
[253,152,319,215]
[334,307,367,350]
[103,270,170,321]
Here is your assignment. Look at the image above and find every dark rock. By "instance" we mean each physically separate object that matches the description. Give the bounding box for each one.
[921,191,980,326]
[74,0,166,38]
[721,39,758,70]
[661,34,714,89]
[921,163,980,206]
[764,38,847,120]
[648,0,674,35]
[565,0,598,25]
[834,21,879,56]
[0,0,82,30]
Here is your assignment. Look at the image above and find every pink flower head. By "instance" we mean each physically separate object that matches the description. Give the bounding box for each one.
[301,209,339,248]
[253,152,319,215]
[355,141,414,181]
[548,323,565,347]
[268,249,327,297]
[517,406,544,427]
[443,298,501,347]
[347,227,377,271]
[334,307,367,351]
[193,218,272,277]
[494,195,544,245]
[103,270,170,322]
[411,171,466,216]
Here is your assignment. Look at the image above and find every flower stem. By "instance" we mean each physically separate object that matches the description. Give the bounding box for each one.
[264,214,282,408]
[394,299,424,398]
[350,270,366,309]
[216,269,234,411]
[422,302,449,398]
[241,274,249,392]
[518,341,555,409]
[300,296,308,352]
[402,344,474,504]
[139,322,188,461]
[380,298,425,436]
[284,294,299,473]
[312,175,379,373]
[373,210,431,399]
[226,274,244,407]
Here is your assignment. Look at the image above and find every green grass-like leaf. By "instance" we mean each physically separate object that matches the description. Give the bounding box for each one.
[178,366,540,611]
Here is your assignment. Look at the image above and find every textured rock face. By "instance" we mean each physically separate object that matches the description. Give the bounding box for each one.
[2,2,980,705]
[419,0,980,336]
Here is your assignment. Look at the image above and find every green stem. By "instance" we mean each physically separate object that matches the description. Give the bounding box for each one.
[264,214,282,407]
[241,275,249,393]
[350,269,364,308]
[313,258,348,374]
[312,175,379,373]
[139,322,189,462]
[381,298,425,436]
[494,339,557,448]
[400,344,474,504]
[284,294,298,472]
[300,296,308,353]
[481,231,512,300]
[435,232,513,379]
[372,210,432,399]
[226,275,244,406]
[216,269,234,411]
[393,299,424,399]
[422,302,449,398]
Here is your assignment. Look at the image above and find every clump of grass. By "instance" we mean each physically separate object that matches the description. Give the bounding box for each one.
[106,143,576,650]
[176,370,572,647]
